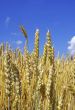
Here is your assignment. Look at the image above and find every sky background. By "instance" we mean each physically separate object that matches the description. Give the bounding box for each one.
[0,0,75,56]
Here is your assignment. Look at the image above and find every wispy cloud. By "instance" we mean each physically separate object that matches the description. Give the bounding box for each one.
[16,40,23,45]
[5,17,10,26]
[11,32,18,36]
[11,32,22,37]
[68,36,75,55]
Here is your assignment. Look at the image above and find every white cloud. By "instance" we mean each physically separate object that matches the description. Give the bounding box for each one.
[5,17,10,26]
[16,40,23,45]
[11,32,17,36]
[68,36,75,55]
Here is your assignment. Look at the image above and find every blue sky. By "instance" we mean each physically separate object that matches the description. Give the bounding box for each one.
[0,0,75,56]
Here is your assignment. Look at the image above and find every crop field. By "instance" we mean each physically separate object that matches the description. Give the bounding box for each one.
[0,28,75,110]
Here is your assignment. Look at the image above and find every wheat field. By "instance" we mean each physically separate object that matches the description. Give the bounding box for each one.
[0,28,75,110]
